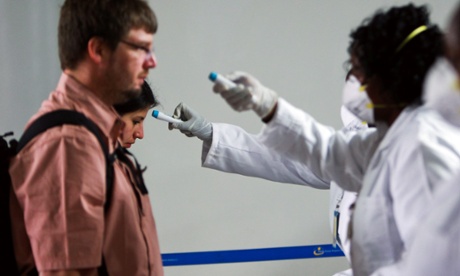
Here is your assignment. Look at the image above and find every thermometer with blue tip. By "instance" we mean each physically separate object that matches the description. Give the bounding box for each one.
[152,110,182,124]
[209,72,237,89]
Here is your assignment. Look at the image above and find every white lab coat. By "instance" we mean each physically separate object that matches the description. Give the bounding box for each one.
[368,59,460,276]
[369,170,460,275]
[327,107,368,269]
[402,170,460,275]
[201,104,366,275]
[213,98,460,276]
[350,104,460,275]
[329,182,355,276]
[258,99,460,275]
[202,124,356,275]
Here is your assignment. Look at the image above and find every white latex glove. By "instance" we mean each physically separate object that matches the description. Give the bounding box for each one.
[212,71,278,118]
[168,103,213,141]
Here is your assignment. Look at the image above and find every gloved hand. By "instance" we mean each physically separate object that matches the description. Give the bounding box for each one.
[168,103,213,141]
[212,71,278,119]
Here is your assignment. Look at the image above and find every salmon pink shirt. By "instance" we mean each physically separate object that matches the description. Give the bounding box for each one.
[9,74,163,276]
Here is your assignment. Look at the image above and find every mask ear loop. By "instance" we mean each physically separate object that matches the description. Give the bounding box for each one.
[360,85,408,109]
[453,79,460,91]
[396,25,428,52]
[357,27,427,115]
[366,103,407,109]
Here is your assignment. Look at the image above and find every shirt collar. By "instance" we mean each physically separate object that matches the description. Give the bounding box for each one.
[56,73,123,144]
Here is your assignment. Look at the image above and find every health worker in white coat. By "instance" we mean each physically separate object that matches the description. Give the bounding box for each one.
[170,74,368,276]
[170,4,460,276]
[375,5,460,275]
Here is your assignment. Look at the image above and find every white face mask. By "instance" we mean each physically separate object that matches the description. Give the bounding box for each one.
[342,75,374,124]
[423,57,460,128]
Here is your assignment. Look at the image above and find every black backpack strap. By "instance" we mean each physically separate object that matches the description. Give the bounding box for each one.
[12,109,115,275]
[1,133,22,275]
[17,110,114,210]
[115,147,148,195]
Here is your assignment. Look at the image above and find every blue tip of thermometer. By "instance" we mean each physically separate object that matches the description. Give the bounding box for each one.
[152,110,182,124]
[209,72,237,89]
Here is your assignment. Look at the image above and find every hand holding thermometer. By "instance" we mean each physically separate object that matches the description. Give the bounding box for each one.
[208,72,237,89]
[209,71,257,110]
[152,110,182,124]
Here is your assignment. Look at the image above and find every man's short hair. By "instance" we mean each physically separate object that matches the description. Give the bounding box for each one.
[58,0,158,70]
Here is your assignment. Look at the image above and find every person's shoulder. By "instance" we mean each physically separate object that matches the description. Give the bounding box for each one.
[418,107,460,141]
[391,105,434,141]
[390,106,460,159]
[19,124,101,158]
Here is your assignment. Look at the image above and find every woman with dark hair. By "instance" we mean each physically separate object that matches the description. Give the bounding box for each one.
[339,5,460,275]
[169,4,460,276]
[114,81,159,148]
[346,4,443,126]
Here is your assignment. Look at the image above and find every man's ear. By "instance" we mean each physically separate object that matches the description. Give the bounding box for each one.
[87,37,109,64]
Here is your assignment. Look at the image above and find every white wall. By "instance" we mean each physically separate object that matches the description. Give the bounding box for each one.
[1,1,457,275]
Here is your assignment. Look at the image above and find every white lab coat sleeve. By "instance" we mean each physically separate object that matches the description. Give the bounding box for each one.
[257,98,381,192]
[202,122,330,189]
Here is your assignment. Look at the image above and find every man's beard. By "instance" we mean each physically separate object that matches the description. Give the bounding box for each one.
[121,88,142,102]
[112,87,142,105]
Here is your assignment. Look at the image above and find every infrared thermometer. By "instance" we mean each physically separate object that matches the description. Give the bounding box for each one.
[208,72,237,89]
[152,110,182,124]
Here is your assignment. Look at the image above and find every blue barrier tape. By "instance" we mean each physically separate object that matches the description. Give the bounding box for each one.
[162,244,344,266]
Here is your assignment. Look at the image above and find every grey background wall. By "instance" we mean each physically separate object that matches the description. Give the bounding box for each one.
[0,1,457,275]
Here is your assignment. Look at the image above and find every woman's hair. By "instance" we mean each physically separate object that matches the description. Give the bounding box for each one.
[348,4,444,105]
[114,81,159,115]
